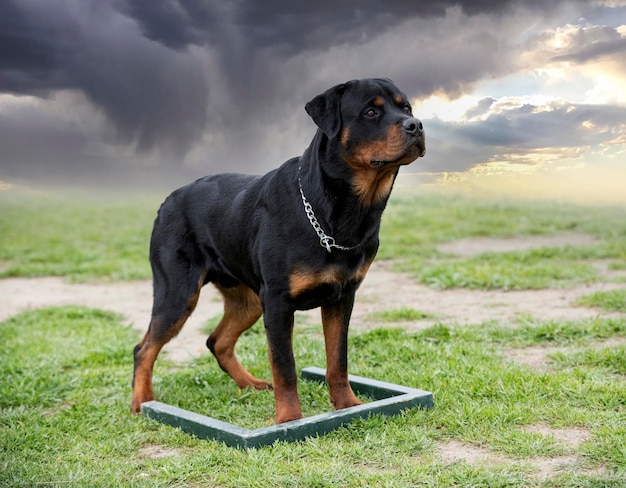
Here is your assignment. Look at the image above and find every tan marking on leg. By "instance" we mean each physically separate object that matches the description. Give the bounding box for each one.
[268,346,303,424]
[131,341,160,413]
[321,305,362,410]
[208,284,271,390]
[131,314,189,414]
[132,286,203,414]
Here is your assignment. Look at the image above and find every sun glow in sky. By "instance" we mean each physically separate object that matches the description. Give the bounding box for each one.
[408,6,626,200]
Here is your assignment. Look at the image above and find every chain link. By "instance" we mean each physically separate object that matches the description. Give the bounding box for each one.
[297,166,360,253]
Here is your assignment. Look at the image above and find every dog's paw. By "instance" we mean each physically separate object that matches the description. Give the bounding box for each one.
[236,376,272,391]
[252,379,273,391]
[131,395,154,415]
[275,409,304,424]
[331,393,363,410]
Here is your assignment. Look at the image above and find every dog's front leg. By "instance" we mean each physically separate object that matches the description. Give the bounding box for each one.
[321,292,363,410]
[264,301,303,424]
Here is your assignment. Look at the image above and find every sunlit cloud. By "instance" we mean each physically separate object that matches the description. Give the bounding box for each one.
[415,94,482,121]
[413,6,626,194]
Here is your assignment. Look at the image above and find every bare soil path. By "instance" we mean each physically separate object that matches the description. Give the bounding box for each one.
[1,234,622,362]
[0,268,619,362]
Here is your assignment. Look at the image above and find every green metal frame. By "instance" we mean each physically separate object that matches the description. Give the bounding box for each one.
[141,367,433,448]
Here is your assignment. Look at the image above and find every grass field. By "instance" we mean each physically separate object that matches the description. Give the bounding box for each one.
[1,186,626,486]
[2,187,625,288]
[0,189,158,282]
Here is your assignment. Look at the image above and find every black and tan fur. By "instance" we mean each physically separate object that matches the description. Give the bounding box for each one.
[132,78,425,423]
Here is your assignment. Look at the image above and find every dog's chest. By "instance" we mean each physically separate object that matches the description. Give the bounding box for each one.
[288,262,370,309]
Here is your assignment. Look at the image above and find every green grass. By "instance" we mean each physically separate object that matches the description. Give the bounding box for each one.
[366,306,436,322]
[609,261,626,271]
[2,307,626,486]
[0,189,158,282]
[2,186,626,485]
[417,251,598,290]
[379,193,626,290]
[552,342,626,375]
[380,193,626,256]
[577,289,626,313]
[2,187,626,290]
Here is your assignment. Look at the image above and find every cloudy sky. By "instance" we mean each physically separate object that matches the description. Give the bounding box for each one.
[1,0,625,194]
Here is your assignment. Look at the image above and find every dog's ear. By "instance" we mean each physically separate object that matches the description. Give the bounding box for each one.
[305,83,347,139]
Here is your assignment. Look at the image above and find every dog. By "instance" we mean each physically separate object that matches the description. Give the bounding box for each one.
[131,78,425,424]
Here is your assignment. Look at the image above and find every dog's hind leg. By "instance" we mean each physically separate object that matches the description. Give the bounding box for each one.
[131,262,206,414]
[206,284,272,390]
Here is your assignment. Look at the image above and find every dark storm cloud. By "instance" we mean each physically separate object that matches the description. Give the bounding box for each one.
[0,1,73,93]
[1,1,578,103]
[0,0,208,155]
[119,0,566,106]
[122,0,583,97]
[123,0,222,50]
[124,0,581,52]
[0,0,595,183]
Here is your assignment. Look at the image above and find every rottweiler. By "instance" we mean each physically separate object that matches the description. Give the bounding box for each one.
[131,78,426,423]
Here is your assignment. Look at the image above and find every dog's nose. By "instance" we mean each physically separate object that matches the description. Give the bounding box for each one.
[402,117,423,136]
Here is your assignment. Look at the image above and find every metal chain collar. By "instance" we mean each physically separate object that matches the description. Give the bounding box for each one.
[297,166,360,253]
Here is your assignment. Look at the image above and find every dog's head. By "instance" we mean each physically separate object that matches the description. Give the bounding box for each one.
[305,78,426,171]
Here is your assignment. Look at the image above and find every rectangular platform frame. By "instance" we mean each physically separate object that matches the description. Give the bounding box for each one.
[141,366,433,449]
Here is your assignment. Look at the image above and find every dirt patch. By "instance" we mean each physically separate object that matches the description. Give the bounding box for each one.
[522,424,590,449]
[519,424,606,479]
[353,262,623,331]
[435,440,510,466]
[506,337,626,372]
[436,234,600,257]
[592,260,626,281]
[597,336,626,348]
[506,345,565,371]
[435,431,603,481]
[0,264,623,363]
[532,454,583,479]
[0,235,622,363]
[0,277,223,362]
[138,444,181,459]
[434,439,571,480]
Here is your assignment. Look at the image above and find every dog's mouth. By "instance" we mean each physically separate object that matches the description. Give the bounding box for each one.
[370,159,389,168]
[370,141,426,168]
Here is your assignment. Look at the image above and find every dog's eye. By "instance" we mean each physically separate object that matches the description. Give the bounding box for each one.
[403,106,411,115]
[365,109,377,118]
